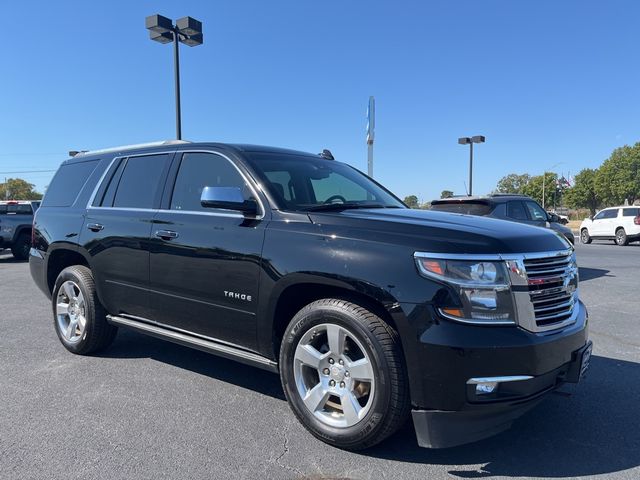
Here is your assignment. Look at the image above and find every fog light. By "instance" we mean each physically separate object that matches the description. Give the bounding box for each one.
[475,382,498,394]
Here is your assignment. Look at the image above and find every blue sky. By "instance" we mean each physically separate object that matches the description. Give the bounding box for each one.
[1,1,638,201]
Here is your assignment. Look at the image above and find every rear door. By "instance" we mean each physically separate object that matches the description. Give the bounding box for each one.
[506,201,530,224]
[81,152,173,318]
[147,151,267,349]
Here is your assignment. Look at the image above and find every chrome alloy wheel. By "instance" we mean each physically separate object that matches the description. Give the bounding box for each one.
[56,281,87,343]
[293,323,376,428]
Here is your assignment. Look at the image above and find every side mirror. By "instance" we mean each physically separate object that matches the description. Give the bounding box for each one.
[547,213,558,223]
[200,186,259,215]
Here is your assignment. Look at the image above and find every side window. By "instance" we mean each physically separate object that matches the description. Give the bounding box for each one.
[310,173,369,203]
[524,201,548,221]
[506,201,528,221]
[598,209,618,220]
[170,152,250,212]
[112,154,170,209]
[95,158,126,207]
[623,208,639,217]
[41,160,99,207]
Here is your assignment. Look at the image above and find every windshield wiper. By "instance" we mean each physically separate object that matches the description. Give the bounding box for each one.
[300,203,395,212]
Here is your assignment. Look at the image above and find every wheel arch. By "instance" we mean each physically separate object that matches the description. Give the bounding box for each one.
[263,273,403,361]
[46,245,92,294]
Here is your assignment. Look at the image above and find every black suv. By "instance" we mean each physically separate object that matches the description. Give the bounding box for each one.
[430,194,575,245]
[30,141,591,450]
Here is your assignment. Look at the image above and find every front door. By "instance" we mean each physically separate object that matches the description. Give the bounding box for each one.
[148,151,267,350]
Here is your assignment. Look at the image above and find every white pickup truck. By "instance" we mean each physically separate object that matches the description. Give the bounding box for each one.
[580,206,640,246]
[0,200,40,259]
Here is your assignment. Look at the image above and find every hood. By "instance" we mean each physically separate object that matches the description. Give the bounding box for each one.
[308,208,571,255]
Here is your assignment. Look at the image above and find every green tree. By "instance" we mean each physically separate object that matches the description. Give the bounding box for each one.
[496,173,531,194]
[521,172,559,207]
[595,143,640,205]
[564,168,600,216]
[440,190,454,199]
[403,195,419,208]
[0,178,43,200]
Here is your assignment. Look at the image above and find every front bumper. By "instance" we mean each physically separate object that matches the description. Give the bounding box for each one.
[399,300,590,448]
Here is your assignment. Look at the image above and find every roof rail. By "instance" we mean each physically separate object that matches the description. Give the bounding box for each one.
[70,140,191,158]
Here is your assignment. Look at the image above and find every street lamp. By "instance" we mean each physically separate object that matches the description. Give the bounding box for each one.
[458,135,485,195]
[542,162,564,210]
[145,14,204,140]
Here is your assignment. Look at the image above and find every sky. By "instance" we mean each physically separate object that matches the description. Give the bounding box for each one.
[1,0,639,202]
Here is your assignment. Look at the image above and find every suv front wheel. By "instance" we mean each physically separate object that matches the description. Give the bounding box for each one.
[52,265,118,354]
[580,228,592,244]
[279,298,410,450]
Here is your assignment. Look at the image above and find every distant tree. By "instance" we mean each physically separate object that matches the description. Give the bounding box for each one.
[496,173,531,194]
[0,178,43,200]
[521,172,559,207]
[403,195,419,208]
[440,190,454,199]
[564,168,600,216]
[595,143,640,205]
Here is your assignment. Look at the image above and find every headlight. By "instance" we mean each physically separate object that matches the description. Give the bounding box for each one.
[414,254,516,325]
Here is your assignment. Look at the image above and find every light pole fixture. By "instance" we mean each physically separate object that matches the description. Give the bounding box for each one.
[145,14,204,140]
[458,135,485,196]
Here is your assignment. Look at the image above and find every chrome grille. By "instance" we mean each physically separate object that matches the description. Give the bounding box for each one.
[523,251,577,330]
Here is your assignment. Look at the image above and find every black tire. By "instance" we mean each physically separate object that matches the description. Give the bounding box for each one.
[580,229,592,244]
[52,265,117,355]
[11,232,31,261]
[279,298,410,450]
[615,228,628,246]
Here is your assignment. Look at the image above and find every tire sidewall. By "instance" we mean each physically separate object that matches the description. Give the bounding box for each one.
[52,267,96,354]
[279,302,393,447]
[581,229,590,244]
[12,233,30,260]
[616,229,627,246]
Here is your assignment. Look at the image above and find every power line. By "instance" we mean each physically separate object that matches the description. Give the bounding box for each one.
[0,169,57,174]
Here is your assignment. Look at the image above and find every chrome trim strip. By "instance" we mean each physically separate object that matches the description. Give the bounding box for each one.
[467,375,534,385]
[414,249,573,262]
[106,314,277,371]
[86,149,267,220]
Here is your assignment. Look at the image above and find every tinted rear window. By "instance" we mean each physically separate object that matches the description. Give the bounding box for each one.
[623,208,639,217]
[42,160,99,207]
[430,201,492,215]
[112,154,170,209]
[1,204,33,214]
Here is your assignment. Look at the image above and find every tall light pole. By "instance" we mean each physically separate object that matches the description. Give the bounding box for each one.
[145,14,204,140]
[458,135,485,195]
[542,162,563,210]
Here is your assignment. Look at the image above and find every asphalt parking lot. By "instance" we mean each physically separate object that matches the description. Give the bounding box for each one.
[1,242,639,480]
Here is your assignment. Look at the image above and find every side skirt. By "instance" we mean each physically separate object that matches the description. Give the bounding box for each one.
[106,314,278,373]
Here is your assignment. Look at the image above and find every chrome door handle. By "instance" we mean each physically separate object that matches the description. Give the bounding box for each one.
[155,230,179,240]
[87,223,104,232]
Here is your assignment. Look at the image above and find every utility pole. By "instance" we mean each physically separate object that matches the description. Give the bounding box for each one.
[366,96,375,177]
[457,136,485,196]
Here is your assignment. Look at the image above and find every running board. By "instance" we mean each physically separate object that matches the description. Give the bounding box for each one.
[106,315,278,373]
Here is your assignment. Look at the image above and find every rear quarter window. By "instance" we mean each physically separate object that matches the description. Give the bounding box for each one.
[42,160,99,207]
[622,208,639,217]
[430,202,492,215]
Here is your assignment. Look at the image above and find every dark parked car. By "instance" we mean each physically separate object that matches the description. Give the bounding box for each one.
[30,141,591,450]
[0,200,40,259]
[430,194,575,245]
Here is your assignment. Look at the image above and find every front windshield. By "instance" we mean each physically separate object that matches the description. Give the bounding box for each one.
[245,152,406,212]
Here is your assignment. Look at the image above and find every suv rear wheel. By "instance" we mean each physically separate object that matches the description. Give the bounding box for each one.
[52,265,117,354]
[11,232,31,260]
[616,228,628,246]
[279,298,410,450]
[580,228,592,244]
